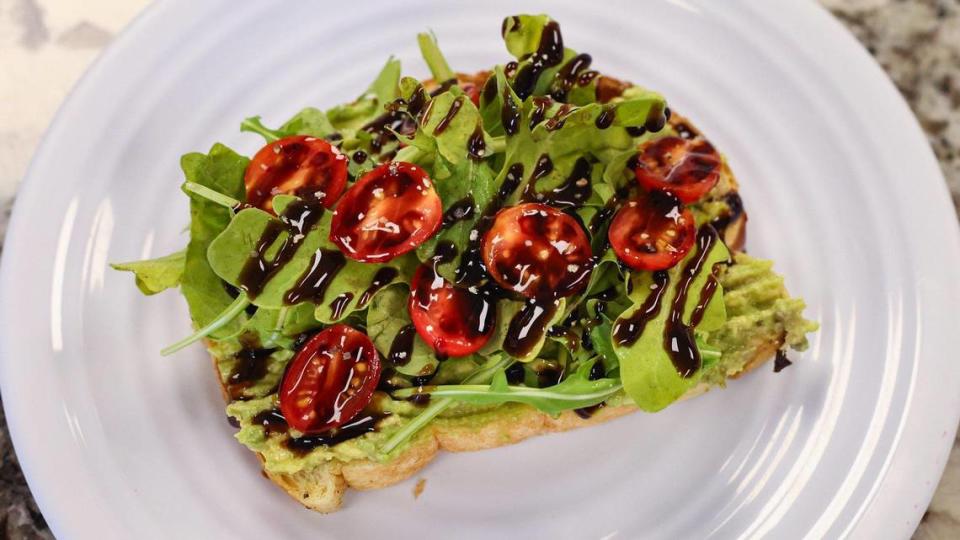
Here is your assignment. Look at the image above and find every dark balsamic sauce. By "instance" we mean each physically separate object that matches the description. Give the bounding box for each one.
[283,249,347,305]
[433,95,465,135]
[467,124,487,160]
[534,363,564,387]
[522,156,592,209]
[482,76,498,104]
[500,86,521,136]
[328,292,354,320]
[662,226,725,377]
[710,192,745,238]
[356,267,399,309]
[352,150,368,164]
[503,299,561,358]
[237,199,326,299]
[595,106,616,129]
[226,346,276,400]
[252,408,289,436]
[644,102,668,133]
[227,415,240,429]
[774,350,793,373]
[407,85,428,118]
[574,361,607,418]
[612,271,670,347]
[505,363,526,384]
[544,103,573,131]
[626,126,647,138]
[442,197,476,229]
[285,413,386,455]
[550,53,592,101]
[577,70,599,87]
[513,21,565,100]
[529,97,552,130]
[504,61,519,78]
[387,324,417,367]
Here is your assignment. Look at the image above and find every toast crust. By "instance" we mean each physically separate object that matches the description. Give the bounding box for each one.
[216,111,765,512]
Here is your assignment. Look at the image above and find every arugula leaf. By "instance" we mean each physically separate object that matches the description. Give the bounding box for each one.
[501,14,552,59]
[613,235,730,412]
[393,359,621,416]
[326,57,401,132]
[417,32,454,83]
[241,108,337,143]
[366,285,439,377]
[205,194,409,321]
[179,144,250,338]
[110,249,185,295]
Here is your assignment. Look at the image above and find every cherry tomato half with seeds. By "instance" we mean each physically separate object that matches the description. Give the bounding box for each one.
[279,324,381,434]
[408,264,495,357]
[634,136,721,204]
[330,162,442,263]
[482,203,593,299]
[244,135,348,213]
[608,191,696,271]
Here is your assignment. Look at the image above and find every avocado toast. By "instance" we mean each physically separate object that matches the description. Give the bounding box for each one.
[113,14,816,513]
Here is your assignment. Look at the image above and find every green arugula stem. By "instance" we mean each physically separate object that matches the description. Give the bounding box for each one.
[161,295,251,356]
[417,32,455,83]
[183,182,241,209]
[392,383,623,402]
[381,355,512,454]
[239,116,280,143]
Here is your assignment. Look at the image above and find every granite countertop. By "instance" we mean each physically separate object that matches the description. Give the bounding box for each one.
[0,1,958,538]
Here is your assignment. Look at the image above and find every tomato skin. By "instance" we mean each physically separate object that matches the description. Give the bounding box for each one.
[634,136,720,204]
[244,136,348,213]
[608,192,696,271]
[330,162,442,263]
[408,264,495,357]
[278,325,381,434]
[482,203,593,299]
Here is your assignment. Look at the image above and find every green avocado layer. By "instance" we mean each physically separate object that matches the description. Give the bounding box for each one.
[225,253,815,475]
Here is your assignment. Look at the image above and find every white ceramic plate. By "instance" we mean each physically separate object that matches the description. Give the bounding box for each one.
[3,1,959,538]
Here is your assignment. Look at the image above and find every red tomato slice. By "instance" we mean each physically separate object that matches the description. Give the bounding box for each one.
[608,192,696,271]
[330,162,442,263]
[634,136,721,204]
[244,135,349,213]
[482,203,593,299]
[408,264,495,357]
[279,324,381,434]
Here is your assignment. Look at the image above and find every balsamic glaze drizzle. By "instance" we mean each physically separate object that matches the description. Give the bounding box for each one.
[387,324,418,367]
[285,413,386,455]
[356,267,399,309]
[236,199,327,301]
[521,155,592,209]
[512,21,565,100]
[283,249,347,305]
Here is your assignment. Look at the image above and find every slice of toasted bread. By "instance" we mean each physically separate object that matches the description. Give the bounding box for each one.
[212,111,776,513]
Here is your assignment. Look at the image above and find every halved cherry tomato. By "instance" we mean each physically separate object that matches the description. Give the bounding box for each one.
[244,135,349,213]
[608,192,696,271]
[482,203,593,299]
[330,162,442,263]
[279,324,381,434]
[408,264,495,356]
[634,136,721,203]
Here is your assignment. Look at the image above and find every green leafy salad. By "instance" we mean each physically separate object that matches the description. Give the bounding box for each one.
[113,13,816,473]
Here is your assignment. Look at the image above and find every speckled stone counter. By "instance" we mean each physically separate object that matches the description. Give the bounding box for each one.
[0,1,958,538]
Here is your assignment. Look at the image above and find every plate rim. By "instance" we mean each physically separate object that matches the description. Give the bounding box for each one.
[1,1,959,538]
